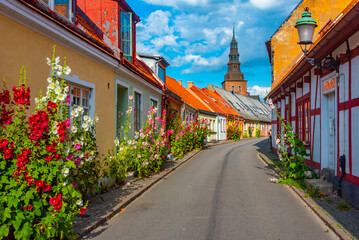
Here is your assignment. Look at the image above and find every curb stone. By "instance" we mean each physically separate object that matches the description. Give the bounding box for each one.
[258,152,354,240]
[76,140,234,239]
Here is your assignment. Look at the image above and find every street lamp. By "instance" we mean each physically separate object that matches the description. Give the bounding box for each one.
[295,7,339,71]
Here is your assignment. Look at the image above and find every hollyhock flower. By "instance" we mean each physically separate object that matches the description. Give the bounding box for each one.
[129,95,133,100]
[142,161,149,166]
[71,126,77,133]
[76,199,83,206]
[45,155,52,162]
[72,182,77,188]
[35,180,44,188]
[114,139,120,146]
[137,154,141,158]
[66,154,73,161]
[62,167,69,177]
[74,143,81,150]
[25,176,33,185]
[46,101,57,114]
[71,109,79,118]
[80,207,87,216]
[42,184,51,192]
[276,139,281,145]
[75,158,81,166]
[49,194,62,211]
[0,139,8,149]
[12,86,30,105]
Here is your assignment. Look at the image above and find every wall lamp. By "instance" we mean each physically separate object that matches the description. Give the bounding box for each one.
[295,7,340,71]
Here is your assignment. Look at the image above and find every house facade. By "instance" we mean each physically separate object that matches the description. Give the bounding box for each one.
[0,0,119,155]
[266,0,359,207]
[208,85,271,137]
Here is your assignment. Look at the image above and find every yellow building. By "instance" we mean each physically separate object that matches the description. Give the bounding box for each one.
[0,0,119,155]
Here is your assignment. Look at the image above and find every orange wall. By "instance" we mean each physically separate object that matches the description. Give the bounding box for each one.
[271,0,353,85]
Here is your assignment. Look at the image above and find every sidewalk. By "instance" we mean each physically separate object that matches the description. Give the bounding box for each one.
[258,139,359,240]
[73,140,231,239]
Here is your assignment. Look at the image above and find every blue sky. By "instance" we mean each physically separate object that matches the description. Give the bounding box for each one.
[130,0,300,98]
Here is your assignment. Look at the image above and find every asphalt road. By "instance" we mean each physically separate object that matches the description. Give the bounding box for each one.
[87,139,338,240]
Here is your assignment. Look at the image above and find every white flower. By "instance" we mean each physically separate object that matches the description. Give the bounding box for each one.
[55,56,60,64]
[80,136,84,141]
[47,77,53,83]
[71,126,77,133]
[63,66,71,75]
[63,181,68,186]
[46,57,52,66]
[76,199,83,207]
[127,140,132,145]
[114,139,120,146]
[54,87,61,95]
[49,82,57,90]
[95,116,99,123]
[82,122,89,130]
[129,95,133,100]
[52,125,58,135]
[76,106,84,115]
[83,116,90,122]
[58,93,67,101]
[71,109,79,118]
[62,167,69,177]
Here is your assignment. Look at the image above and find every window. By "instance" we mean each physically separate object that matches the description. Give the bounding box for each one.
[134,92,141,132]
[238,86,241,92]
[120,11,132,62]
[41,0,72,19]
[296,98,310,143]
[158,66,165,81]
[66,84,91,122]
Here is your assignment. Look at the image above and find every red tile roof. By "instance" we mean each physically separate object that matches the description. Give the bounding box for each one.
[166,76,213,112]
[189,85,225,114]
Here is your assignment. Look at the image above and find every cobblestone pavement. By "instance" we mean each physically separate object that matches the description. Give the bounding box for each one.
[258,138,359,240]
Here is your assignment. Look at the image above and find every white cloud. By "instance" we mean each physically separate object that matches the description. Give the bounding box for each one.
[249,0,283,10]
[150,35,179,48]
[141,0,208,8]
[247,85,271,99]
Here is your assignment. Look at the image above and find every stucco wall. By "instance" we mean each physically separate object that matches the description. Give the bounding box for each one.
[271,0,353,84]
[0,14,115,156]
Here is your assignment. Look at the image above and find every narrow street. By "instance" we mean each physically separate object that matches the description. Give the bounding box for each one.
[87,139,337,240]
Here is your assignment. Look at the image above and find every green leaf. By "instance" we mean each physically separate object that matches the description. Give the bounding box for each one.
[290,162,297,169]
[0,225,9,238]
[1,208,11,222]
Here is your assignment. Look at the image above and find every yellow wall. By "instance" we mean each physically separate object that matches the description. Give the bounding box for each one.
[0,14,115,156]
[198,113,217,141]
[271,0,352,84]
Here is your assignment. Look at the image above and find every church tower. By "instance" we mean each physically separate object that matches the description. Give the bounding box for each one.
[222,25,248,96]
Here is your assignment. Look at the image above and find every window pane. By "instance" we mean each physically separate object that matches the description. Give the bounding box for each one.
[55,0,69,18]
[158,66,165,81]
[121,12,132,59]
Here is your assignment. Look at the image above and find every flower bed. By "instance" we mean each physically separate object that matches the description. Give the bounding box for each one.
[0,50,101,239]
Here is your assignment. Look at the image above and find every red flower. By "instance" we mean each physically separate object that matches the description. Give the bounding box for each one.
[26,176,33,185]
[42,184,51,192]
[80,207,87,216]
[45,155,52,162]
[0,139,8,149]
[3,147,13,159]
[49,194,62,211]
[46,145,54,153]
[27,204,33,210]
[46,101,57,114]
[12,86,30,106]
[35,180,44,187]
[0,90,10,104]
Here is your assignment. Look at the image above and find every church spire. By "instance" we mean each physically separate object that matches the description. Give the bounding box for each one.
[232,22,235,41]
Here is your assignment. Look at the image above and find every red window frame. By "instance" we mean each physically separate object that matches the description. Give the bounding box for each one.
[296,97,310,144]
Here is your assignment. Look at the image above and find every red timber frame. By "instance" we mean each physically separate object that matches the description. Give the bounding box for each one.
[336,43,359,185]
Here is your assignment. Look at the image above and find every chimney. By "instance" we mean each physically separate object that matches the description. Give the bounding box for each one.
[188,81,194,88]
[179,80,182,86]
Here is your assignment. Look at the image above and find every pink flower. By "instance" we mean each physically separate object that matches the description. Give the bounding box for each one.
[137,154,141,158]
[66,154,73,161]
[72,182,77,188]
[129,95,133,100]
[142,161,149,166]
[75,158,81,166]
[74,143,81,150]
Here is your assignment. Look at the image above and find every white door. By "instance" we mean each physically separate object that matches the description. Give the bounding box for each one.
[327,93,336,170]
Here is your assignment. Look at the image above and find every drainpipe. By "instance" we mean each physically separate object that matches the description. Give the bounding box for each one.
[338,155,346,197]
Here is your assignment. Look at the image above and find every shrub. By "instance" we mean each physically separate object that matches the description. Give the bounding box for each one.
[248,127,253,137]
[227,121,241,141]
[255,128,261,137]
[0,50,97,239]
[243,130,248,138]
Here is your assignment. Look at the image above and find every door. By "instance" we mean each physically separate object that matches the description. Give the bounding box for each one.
[327,93,336,170]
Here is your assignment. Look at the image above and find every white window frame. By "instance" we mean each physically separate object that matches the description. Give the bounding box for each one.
[64,74,95,119]
[42,0,73,20]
